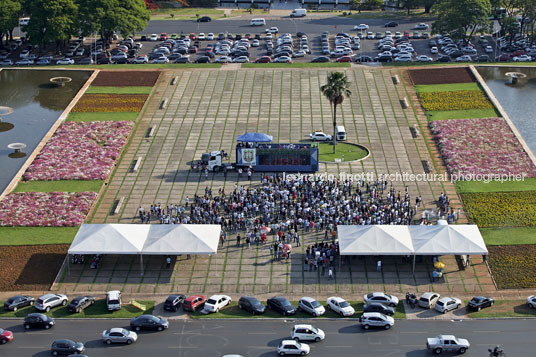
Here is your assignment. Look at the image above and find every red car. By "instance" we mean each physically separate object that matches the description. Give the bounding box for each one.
[495,54,511,61]
[245,33,252,40]
[189,33,196,40]
[336,56,352,62]
[160,33,168,41]
[511,49,526,57]
[255,56,272,63]
[403,30,410,37]
[183,295,206,312]
[0,328,13,344]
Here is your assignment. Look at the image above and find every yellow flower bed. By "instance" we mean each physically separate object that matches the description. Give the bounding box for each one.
[72,94,147,113]
[419,90,494,111]
[489,245,536,289]
[462,191,536,227]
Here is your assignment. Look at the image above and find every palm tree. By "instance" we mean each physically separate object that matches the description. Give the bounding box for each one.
[320,72,352,154]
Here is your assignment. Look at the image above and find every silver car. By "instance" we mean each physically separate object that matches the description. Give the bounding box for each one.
[298,297,325,317]
[102,328,137,345]
[435,297,461,313]
[35,294,68,312]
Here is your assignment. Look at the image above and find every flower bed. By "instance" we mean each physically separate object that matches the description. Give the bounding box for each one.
[488,245,536,289]
[23,121,134,181]
[0,192,97,226]
[429,118,536,178]
[462,191,536,228]
[72,94,147,112]
[409,67,475,85]
[91,71,160,87]
[419,90,493,111]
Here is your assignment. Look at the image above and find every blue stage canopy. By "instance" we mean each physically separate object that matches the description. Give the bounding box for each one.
[237,132,273,142]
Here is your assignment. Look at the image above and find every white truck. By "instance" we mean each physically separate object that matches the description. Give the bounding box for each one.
[426,335,470,354]
[290,9,307,17]
[191,151,234,172]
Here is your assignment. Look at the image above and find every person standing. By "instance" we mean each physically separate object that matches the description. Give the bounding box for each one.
[377,260,382,273]
[166,256,171,268]
[328,267,333,280]
[236,234,241,247]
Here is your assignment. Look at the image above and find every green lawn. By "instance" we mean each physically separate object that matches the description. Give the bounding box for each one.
[191,301,405,319]
[86,86,153,94]
[481,227,536,245]
[426,108,499,120]
[318,142,369,162]
[67,112,139,122]
[455,178,536,193]
[14,180,104,192]
[242,63,351,68]
[415,82,481,93]
[149,7,265,21]
[0,227,79,245]
[0,299,154,318]
[466,299,536,318]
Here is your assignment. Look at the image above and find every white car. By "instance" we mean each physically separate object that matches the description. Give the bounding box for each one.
[56,58,75,65]
[366,32,374,39]
[75,48,85,56]
[149,34,158,41]
[203,295,231,313]
[354,24,369,30]
[514,55,533,62]
[430,46,438,54]
[414,23,429,30]
[268,27,279,34]
[291,324,325,342]
[152,57,169,64]
[416,55,433,62]
[326,297,354,316]
[102,328,138,345]
[198,33,205,40]
[233,56,249,63]
[0,59,13,66]
[455,55,472,62]
[484,45,493,53]
[35,294,68,312]
[274,56,292,63]
[434,297,462,313]
[363,292,399,307]
[277,340,310,356]
[207,33,214,40]
[427,335,470,354]
[360,312,394,330]
[215,56,232,63]
[310,131,332,142]
[132,56,148,64]
[394,56,412,62]
[252,39,260,47]
[418,292,441,309]
[527,295,536,308]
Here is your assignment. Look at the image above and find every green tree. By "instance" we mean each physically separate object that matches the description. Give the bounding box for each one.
[422,0,439,13]
[0,0,22,45]
[401,0,420,15]
[501,16,520,42]
[77,0,149,43]
[24,0,78,51]
[320,72,352,154]
[432,0,492,44]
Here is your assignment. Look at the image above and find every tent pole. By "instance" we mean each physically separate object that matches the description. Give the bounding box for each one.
[67,254,70,276]
[412,255,416,275]
[140,254,144,276]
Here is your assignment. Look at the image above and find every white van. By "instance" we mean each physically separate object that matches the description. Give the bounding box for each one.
[290,9,307,17]
[250,18,266,26]
[19,17,30,26]
[336,126,346,141]
[106,290,122,311]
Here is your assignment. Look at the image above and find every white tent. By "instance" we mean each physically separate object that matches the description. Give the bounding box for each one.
[68,224,149,255]
[143,225,220,255]
[338,225,414,255]
[410,225,488,255]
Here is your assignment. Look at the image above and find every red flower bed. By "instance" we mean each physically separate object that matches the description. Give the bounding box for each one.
[91,71,160,87]
[409,67,475,85]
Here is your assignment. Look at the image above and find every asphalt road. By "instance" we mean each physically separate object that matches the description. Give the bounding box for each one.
[1,318,535,356]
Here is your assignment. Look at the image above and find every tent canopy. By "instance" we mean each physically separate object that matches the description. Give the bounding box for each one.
[236,132,273,142]
[68,224,221,255]
[338,225,488,256]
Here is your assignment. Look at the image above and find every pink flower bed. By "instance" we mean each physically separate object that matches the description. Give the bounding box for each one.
[430,118,536,178]
[23,121,134,181]
[0,192,98,226]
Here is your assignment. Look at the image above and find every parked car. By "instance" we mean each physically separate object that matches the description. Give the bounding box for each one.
[203,295,231,313]
[183,295,206,312]
[274,56,292,63]
[513,55,533,62]
[455,55,472,62]
[414,23,429,30]
[174,56,190,64]
[4,295,34,311]
[363,302,395,316]
[15,59,34,65]
[418,292,440,309]
[360,312,394,330]
[36,58,51,65]
[233,56,249,63]
[51,339,84,355]
[298,297,325,317]
[527,295,536,308]
[102,328,137,345]
[149,34,158,41]
[215,56,233,63]
[24,313,55,329]
[326,297,354,316]
[56,58,75,65]
[255,56,272,63]
[0,59,13,66]
[238,296,266,315]
[106,290,121,311]
[195,56,211,63]
[426,334,470,354]
[309,131,332,142]
[67,296,95,313]
[467,296,494,311]
[132,55,148,64]
[152,57,169,64]
[434,297,462,313]
[354,55,373,62]
[266,296,296,316]
[291,324,325,342]
[354,24,369,30]
[384,21,398,27]
[164,294,186,312]
[35,294,68,312]
[363,292,399,307]
[277,340,310,356]
[311,56,330,63]
[197,16,212,22]
[336,56,352,62]
[130,315,169,331]
[0,328,14,344]
[416,55,433,62]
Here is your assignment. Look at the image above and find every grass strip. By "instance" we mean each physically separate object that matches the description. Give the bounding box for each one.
[14,180,104,192]
[481,227,536,245]
[0,299,154,318]
[0,227,78,245]
[415,82,480,93]
[465,299,536,318]
[425,108,499,120]
[455,178,536,193]
[318,142,369,162]
[86,86,153,94]
[46,64,221,69]
[67,112,139,122]
[242,63,351,69]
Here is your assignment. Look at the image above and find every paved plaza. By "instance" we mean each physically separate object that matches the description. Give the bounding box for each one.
[56,67,494,298]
